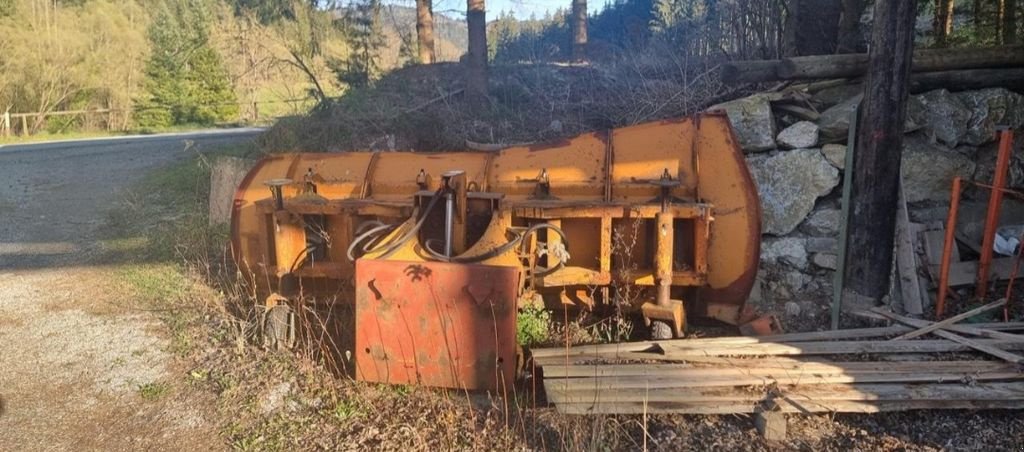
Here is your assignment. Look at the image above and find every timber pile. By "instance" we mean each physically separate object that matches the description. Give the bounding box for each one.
[533,311,1024,415]
[721,45,1024,91]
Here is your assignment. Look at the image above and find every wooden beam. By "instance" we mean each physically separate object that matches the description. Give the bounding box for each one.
[843,0,918,303]
[895,175,924,315]
[895,299,1007,340]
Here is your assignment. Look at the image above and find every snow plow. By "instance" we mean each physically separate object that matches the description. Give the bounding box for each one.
[230,111,767,391]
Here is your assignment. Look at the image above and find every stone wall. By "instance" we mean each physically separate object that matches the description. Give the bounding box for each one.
[714,87,1024,327]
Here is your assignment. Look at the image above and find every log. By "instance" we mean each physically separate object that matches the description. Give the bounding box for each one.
[909,68,1024,93]
[719,59,785,84]
[777,46,1024,80]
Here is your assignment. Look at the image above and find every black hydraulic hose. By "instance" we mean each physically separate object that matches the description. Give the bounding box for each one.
[345,187,447,261]
[422,222,569,277]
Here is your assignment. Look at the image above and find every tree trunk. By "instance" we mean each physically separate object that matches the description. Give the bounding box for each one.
[837,0,868,53]
[843,0,918,306]
[794,0,841,55]
[782,0,799,57]
[571,0,587,62]
[1004,0,1017,44]
[975,0,985,41]
[466,0,488,102]
[998,0,1006,44]
[416,0,435,64]
[934,0,955,47]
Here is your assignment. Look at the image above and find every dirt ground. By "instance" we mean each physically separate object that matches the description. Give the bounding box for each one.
[0,131,258,451]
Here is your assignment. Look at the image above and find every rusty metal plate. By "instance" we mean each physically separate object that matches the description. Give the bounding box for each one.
[354,259,519,392]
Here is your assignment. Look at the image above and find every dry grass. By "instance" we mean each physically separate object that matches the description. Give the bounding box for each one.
[258,43,737,154]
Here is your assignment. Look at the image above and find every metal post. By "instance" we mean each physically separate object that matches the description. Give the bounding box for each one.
[444,191,454,258]
[976,128,1015,298]
[937,176,963,318]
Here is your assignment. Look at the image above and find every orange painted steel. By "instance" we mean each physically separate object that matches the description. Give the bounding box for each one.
[976,129,1015,299]
[936,176,962,318]
[230,113,762,380]
[353,259,519,392]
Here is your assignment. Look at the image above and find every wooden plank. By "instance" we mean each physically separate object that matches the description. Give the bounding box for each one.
[896,177,924,315]
[922,229,959,280]
[873,309,1024,364]
[895,299,1007,340]
[870,309,1024,342]
[945,257,1017,287]
[909,222,934,308]
[546,382,1024,405]
[530,323,1024,363]
[657,338,1024,358]
[554,398,1024,415]
[545,371,1022,391]
[541,360,1013,378]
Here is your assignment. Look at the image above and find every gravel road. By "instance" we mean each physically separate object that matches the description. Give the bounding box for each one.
[0,130,260,451]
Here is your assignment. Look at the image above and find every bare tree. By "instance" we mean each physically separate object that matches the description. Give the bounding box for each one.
[932,0,955,47]
[416,0,434,64]
[466,0,487,101]
[1007,0,1019,44]
[571,0,587,61]
[837,0,867,53]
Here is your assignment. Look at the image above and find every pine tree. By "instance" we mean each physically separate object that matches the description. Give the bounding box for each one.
[334,0,386,88]
[136,0,237,127]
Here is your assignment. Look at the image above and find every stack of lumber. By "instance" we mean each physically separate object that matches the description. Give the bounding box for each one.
[534,306,1024,415]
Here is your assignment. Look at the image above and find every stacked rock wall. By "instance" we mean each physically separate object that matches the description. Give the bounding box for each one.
[714,87,1024,327]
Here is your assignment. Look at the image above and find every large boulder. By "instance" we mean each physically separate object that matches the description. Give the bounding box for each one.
[820,144,847,169]
[800,208,841,237]
[957,88,1024,146]
[915,89,971,147]
[972,141,1024,189]
[776,121,819,149]
[761,237,808,269]
[818,94,926,143]
[711,94,776,152]
[901,134,976,203]
[748,149,841,235]
[817,95,861,143]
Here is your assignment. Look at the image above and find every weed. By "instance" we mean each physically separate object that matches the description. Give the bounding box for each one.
[138,382,170,400]
[331,399,362,421]
[517,303,552,346]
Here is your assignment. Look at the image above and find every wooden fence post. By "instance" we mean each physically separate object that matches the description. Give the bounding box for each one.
[2,110,9,138]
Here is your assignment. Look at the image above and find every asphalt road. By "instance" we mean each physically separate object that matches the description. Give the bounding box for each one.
[0,128,263,269]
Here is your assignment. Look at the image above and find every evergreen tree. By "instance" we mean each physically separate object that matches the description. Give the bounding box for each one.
[333,0,386,88]
[136,0,238,127]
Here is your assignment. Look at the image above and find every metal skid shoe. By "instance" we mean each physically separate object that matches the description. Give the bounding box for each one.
[641,299,686,339]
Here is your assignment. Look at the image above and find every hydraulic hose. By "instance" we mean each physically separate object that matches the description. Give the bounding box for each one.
[422,222,569,277]
[345,186,446,261]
